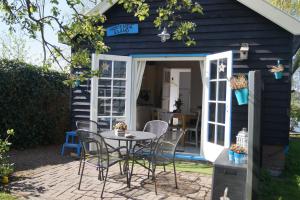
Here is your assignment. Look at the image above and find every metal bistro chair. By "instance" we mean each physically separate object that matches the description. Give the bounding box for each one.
[185,110,201,148]
[76,120,124,176]
[77,128,129,198]
[76,120,100,175]
[131,130,185,195]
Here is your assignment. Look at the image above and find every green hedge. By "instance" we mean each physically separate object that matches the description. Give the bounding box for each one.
[0,59,70,149]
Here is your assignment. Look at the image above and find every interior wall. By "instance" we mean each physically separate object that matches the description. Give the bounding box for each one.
[157,61,203,111]
[137,60,203,130]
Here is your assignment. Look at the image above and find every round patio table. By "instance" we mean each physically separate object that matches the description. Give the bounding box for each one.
[100,130,156,142]
[100,130,156,187]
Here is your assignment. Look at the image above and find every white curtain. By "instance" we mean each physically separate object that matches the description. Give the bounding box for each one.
[199,60,205,85]
[128,60,146,130]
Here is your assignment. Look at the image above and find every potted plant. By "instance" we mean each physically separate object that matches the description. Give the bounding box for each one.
[0,129,14,184]
[113,122,127,136]
[269,61,284,80]
[230,144,246,165]
[228,144,237,161]
[0,164,14,184]
[173,97,183,113]
[230,74,249,105]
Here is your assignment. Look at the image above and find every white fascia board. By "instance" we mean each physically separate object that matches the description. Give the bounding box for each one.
[85,0,118,16]
[237,0,300,35]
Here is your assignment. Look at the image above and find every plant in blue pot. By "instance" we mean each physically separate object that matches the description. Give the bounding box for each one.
[269,60,284,80]
[230,74,249,105]
[231,145,246,165]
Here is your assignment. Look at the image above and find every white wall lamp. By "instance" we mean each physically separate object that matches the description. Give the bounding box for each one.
[240,43,249,60]
[158,27,170,43]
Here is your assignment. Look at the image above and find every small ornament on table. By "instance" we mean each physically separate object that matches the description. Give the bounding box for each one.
[113,122,127,136]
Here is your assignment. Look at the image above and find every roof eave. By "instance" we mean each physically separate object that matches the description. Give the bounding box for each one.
[84,0,300,35]
[236,0,300,35]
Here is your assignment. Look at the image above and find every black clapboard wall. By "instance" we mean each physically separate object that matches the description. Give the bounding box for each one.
[71,0,298,146]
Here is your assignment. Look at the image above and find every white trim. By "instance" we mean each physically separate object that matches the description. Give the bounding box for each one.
[86,0,300,35]
[133,57,206,62]
[85,0,118,16]
[236,0,300,35]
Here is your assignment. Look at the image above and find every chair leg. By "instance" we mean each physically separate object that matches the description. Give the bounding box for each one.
[153,166,157,195]
[195,130,198,148]
[101,168,109,198]
[78,151,83,175]
[173,160,178,189]
[147,161,151,179]
[61,145,65,156]
[98,167,102,181]
[78,161,86,190]
[119,161,123,175]
[129,157,135,186]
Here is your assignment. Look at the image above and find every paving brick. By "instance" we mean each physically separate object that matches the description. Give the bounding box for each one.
[9,145,212,199]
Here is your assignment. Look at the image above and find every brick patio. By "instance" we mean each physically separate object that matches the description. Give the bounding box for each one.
[9,146,212,200]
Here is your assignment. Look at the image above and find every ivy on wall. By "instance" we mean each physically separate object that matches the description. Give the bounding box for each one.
[0,59,70,149]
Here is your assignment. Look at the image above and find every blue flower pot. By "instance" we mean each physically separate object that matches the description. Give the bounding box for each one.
[234,153,244,165]
[228,150,234,162]
[274,72,283,80]
[75,80,81,87]
[235,88,249,105]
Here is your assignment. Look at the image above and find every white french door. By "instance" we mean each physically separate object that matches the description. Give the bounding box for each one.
[90,54,132,131]
[202,51,232,162]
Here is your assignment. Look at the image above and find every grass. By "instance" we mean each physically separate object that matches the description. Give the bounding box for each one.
[259,137,300,200]
[133,160,213,175]
[166,161,213,175]
[0,192,17,200]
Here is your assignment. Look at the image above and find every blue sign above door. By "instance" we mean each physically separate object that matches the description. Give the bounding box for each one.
[106,24,139,37]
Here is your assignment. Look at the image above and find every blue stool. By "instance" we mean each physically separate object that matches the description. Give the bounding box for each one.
[61,131,81,156]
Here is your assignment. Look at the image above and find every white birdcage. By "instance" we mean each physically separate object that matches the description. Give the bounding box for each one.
[236,128,248,151]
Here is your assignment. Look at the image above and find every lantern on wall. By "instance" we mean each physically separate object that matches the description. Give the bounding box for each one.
[158,27,170,43]
[236,127,248,151]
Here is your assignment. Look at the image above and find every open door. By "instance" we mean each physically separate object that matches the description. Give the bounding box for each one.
[90,54,132,132]
[202,51,232,162]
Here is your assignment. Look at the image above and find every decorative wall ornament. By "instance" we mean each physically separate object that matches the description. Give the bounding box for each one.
[240,43,249,60]
[106,24,139,37]
[218,62,226,72]
[158,27,170,43]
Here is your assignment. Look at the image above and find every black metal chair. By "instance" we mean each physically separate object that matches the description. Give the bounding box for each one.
[76,128,129,198]
[76,120,101,175]
[131,130,185,195]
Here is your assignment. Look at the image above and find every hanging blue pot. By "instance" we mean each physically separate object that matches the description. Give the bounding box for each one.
[228,150,234,162]
[235,88,249,105]
[75,80,81,87]
[274,72,283,80]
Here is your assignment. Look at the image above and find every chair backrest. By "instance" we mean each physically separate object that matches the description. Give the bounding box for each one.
[195,109,202,130]
[153,130,185,161]
[143,120,169,138]
[76,120,100,133]
[76,128,109,161]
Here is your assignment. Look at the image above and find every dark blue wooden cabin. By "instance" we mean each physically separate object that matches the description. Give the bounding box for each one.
[71,0,300,169]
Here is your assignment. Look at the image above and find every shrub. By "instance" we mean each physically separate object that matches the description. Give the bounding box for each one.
[0,129,14,177]
[0,59,70,149]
